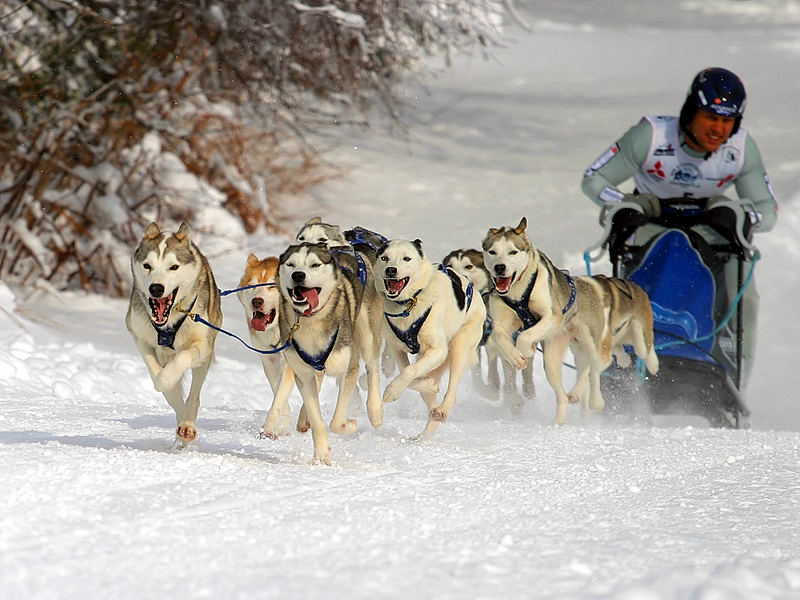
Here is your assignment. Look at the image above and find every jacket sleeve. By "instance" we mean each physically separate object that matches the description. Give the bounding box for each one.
[581,118,653,207]
[734,135,778,232]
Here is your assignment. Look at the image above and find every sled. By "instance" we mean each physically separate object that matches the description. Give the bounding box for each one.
[584,198,760,428]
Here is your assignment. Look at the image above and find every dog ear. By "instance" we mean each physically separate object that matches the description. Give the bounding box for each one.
[143,222,160,240]
[513,217,528,234]
[487,227,501,236]
[412,238,423,252]
[175,222,190,242]
[247,253,260,267]
[304,216,322,226]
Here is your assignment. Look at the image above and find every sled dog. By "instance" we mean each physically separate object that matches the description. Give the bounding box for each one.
[277,242,384,464]
[567,276,659,407]
[443,248,535,406]
[375,239,486,438]
[126,222,221,447]
[482,217,613,424]
[237,254,302,438]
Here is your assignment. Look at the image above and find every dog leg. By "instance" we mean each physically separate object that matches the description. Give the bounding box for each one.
[522,361,535,399]
[383,344,448,404]
[175,359,211,442]
[501,357,524,414]
[329,362,358,436]
[261,363,296,439]
[541,335,571,425]
[432,325,480,422]
[363,356,383,429]
[294,374,331,465]
[413,389,442,440]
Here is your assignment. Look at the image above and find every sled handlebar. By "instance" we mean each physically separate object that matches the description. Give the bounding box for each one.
[587,197,760,261]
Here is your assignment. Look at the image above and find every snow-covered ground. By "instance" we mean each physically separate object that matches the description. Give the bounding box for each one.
[2,2,800,599]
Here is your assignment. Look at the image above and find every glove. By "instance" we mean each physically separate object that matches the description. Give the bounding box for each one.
[622,193,661,218]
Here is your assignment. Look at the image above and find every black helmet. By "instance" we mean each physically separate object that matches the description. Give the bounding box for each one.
[679,67,746,136]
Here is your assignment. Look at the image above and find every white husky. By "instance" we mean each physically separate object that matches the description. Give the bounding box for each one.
[375,239,486,438]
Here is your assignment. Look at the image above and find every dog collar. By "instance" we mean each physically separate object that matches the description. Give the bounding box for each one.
[384,288,422,318]
[292,326,339,371]
[152,295,197,349]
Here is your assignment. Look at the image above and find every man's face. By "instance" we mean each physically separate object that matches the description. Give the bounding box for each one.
[685,108,736,153]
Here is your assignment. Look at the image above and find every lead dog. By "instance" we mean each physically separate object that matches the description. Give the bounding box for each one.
[375,239,486,438]
[236,254,301,438]
[126,222,222,447]
[443,248,535,407]
[482,217,612,424]
[277,242,384,464]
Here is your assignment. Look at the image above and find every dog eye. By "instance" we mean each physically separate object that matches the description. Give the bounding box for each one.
[379,256,387,262]
[311,263,321,268]
[402,256,411,262]
[487,250,496,256]
[142,263,151,271]
[509,250,518,255]
[169,265,179,271]
[317,238,327,243]
[298,236,305,241]
[465,265,473,270]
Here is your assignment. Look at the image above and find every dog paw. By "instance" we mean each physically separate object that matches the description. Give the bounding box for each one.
[430,407,448,422]
[330,417,358,436]
[589,394,605,411]
[367,402,383,428]
[383,379,406,404]
[259,430,278,440]
[312,447,332,466]
[567,394,581,405]
[175,422,198,442]
[409,377,439,394]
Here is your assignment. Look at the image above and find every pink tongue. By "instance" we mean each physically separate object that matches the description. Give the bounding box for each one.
[251,314,267,332]
[250,310,275,331]
[496,277,512,293]
[154,296,170,321]
[387,279,405,294]
[301,289,319,315]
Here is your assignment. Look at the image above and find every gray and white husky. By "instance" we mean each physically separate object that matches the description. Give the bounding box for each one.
[443,248,535,408]
[375,239,486,438]
[482,217,613,425]
[126,222,222,447]
[276,242,384,465]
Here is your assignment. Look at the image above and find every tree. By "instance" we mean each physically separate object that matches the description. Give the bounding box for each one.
[0,0,520,295]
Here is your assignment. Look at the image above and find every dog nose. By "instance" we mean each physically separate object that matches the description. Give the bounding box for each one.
[385,267,397,278]
[251,297,263,310]
[149,283,165,297]
[494,264,506,276]
[291,271,306,284]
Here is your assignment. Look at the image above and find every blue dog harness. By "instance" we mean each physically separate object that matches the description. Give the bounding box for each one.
[292,326,339,371]
[498,269,576,331]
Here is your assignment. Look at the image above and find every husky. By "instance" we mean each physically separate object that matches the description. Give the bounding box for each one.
[482,217,615,425]
[277,242,384,465]
[296,216,348,247]
[443,248,535,407]
[237,254,304,438]
[375,239,487,438]
[126,222,222,447]
[568,275,659,403]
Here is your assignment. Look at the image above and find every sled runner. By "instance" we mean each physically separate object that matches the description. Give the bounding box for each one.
[585,198,760,428]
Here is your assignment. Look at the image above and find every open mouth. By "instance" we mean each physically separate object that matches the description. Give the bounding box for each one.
[384,277,409,298]
[290,286,321,316]
[148,288,177,326]
[250,308,277,332]
[494,275,515,294]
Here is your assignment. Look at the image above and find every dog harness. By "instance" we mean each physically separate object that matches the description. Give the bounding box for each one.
[153,295,196,349]
[499,270,576,331]
[292,326,339,371]
[330,247,367,286]
[386,307,432,355]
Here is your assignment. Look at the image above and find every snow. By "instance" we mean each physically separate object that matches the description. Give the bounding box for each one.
[2,2,800,599]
